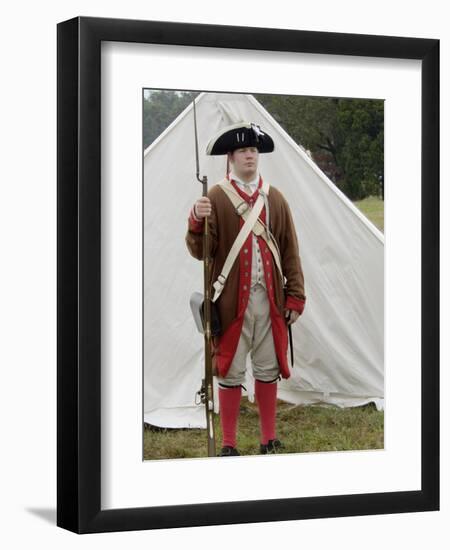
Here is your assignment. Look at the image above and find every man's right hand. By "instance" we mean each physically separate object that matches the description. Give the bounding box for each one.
[193,197,212,219]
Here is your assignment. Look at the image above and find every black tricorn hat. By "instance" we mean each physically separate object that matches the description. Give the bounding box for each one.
[206,122,275,155]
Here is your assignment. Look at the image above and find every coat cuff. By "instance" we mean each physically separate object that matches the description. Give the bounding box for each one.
[285,295,306,315]
[188,208,204,233]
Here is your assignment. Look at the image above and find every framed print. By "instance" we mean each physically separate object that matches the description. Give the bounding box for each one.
[57,16,439,533]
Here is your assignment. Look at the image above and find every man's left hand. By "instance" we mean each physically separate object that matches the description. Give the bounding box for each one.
[284,309,300,325]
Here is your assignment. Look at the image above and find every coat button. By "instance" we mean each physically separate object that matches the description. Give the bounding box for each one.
[243,285,248,291]
[244,249,248,254]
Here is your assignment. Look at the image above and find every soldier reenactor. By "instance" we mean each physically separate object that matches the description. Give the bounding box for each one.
[186,122,306,456]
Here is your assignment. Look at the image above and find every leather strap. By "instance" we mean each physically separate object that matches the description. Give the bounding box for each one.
[219,180,283,279]
[212,178,284,303]
[212,178,268,302]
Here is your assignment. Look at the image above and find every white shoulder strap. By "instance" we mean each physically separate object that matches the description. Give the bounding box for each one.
[217,178,284,289]
[212,180,267,302]
[212,178,284,303]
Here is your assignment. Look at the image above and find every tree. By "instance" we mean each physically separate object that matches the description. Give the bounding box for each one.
[255,94,384,200]
[143,90,199,149]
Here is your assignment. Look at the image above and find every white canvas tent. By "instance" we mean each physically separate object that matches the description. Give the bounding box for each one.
[143,92,384,429]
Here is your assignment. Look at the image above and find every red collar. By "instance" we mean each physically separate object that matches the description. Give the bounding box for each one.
[228,175,263,204]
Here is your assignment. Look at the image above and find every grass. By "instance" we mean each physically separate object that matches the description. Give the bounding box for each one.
[144,397,384,460]
[353,195,384,232]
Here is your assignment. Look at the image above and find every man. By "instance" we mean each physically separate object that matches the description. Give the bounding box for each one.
[186,122,306,456]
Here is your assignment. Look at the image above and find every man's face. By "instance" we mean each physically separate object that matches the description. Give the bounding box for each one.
[228,146,259,180]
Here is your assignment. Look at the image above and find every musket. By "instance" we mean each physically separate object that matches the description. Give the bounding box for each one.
[193,98,216,457]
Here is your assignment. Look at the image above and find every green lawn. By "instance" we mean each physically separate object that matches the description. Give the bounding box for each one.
[144,397,383,460]
[353,195,384,232]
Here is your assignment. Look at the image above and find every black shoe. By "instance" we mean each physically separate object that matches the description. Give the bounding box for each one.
[218,446,240,457]
[260,439,283,454]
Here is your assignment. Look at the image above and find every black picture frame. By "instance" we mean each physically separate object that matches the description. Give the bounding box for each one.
[57,16,439,533]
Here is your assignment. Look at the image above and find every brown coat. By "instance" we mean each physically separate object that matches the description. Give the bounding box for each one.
[186,178,306,378]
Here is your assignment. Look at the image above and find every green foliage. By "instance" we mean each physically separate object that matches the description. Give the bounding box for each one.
[143,89,199,149]
[255,94,384,200]
[337,99,384,200]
